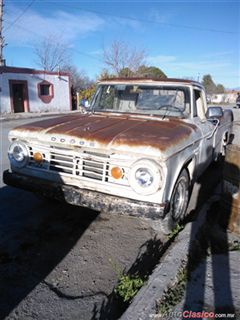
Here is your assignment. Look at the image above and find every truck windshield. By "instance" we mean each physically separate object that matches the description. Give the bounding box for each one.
[91,84,191,117]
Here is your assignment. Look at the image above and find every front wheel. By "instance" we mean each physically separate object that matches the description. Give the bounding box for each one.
[162,169,190,233]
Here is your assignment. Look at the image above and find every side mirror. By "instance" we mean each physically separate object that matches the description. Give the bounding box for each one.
[206,106,223,119]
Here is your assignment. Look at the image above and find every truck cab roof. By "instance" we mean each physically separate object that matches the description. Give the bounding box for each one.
[98,77,204,89]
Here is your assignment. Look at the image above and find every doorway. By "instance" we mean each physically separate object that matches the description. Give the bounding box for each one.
[9,80,29,113]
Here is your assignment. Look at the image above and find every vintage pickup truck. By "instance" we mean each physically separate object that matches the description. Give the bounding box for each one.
[3,78,233,232]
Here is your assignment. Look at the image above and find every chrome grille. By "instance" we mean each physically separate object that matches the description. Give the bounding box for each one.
[27,145,129,186]
[50,150,74,174]
[49,147,109,181]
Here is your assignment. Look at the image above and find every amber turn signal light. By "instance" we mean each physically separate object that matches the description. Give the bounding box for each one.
[111,166,123,179]
[33,152,43,163]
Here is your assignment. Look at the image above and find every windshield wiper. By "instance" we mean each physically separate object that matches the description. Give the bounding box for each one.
[159,105,183,120]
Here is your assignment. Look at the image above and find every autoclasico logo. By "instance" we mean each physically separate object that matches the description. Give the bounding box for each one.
[149,311,235,319]
[183,311,215,318]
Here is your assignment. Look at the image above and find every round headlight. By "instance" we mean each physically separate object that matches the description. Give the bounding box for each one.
[129,159,162,195]
[135,168,153,188]
[8,141,29,168]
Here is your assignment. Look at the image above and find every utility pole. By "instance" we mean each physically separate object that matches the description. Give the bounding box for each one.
[0,0,6,66]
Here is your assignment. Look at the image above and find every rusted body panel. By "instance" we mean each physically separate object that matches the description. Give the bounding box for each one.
[222,144,240,235]
[10,114,199,159]
[98,77,204,87]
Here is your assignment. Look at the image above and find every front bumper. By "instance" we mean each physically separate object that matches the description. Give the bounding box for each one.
[3,170,166,220]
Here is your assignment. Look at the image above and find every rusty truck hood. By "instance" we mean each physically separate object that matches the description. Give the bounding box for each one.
[10,113,200,159]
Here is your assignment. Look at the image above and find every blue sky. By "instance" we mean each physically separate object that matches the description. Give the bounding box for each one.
[3,0,240,88]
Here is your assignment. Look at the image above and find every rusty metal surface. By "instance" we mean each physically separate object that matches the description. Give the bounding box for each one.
[99,77,203,87]
[13,114,88,131]
[11,113,198,153]
[224,144,240,187]
[228,192,240,235]
[222,192,240,236]
[3,170,166,220]
[223,144,240,235]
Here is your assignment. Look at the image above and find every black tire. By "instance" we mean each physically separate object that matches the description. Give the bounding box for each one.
[162,169,190,233]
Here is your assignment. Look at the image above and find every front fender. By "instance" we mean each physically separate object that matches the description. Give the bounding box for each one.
[162,149,197,205]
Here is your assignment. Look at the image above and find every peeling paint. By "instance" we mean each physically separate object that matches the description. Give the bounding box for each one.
[10,114,199,158]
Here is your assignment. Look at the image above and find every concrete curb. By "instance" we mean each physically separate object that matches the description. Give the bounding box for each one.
[120,198,216,320]
[0,110,81,122]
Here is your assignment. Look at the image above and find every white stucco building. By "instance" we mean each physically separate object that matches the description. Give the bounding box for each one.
[0,66,71,113]
[210,92,238,104]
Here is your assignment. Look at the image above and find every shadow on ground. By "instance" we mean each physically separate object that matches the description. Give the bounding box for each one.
[183,157,239,318]
[0,186,98,319]
[90,236,165,320]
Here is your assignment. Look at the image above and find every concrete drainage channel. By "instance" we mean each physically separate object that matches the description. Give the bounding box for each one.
[82,225,174,320]
[118,198,211,320]
[120,195,240,320]
[89,195,231,319]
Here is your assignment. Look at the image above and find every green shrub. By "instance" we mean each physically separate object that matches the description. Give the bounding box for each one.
[109,258,145,303]
[115,274,145,302]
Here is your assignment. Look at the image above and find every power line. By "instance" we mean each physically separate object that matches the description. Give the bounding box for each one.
[2,0,238,65]
[2,1,103,63]
[4,0,239,35]
[4,21,103,63]
[67,6,239,35]
[4,0,36,31]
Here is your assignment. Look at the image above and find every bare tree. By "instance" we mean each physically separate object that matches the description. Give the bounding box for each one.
[61,64,93,91]
[103,40,146,76]
[34,35,71,71]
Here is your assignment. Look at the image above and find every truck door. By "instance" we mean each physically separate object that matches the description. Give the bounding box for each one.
[192,88,215,171]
